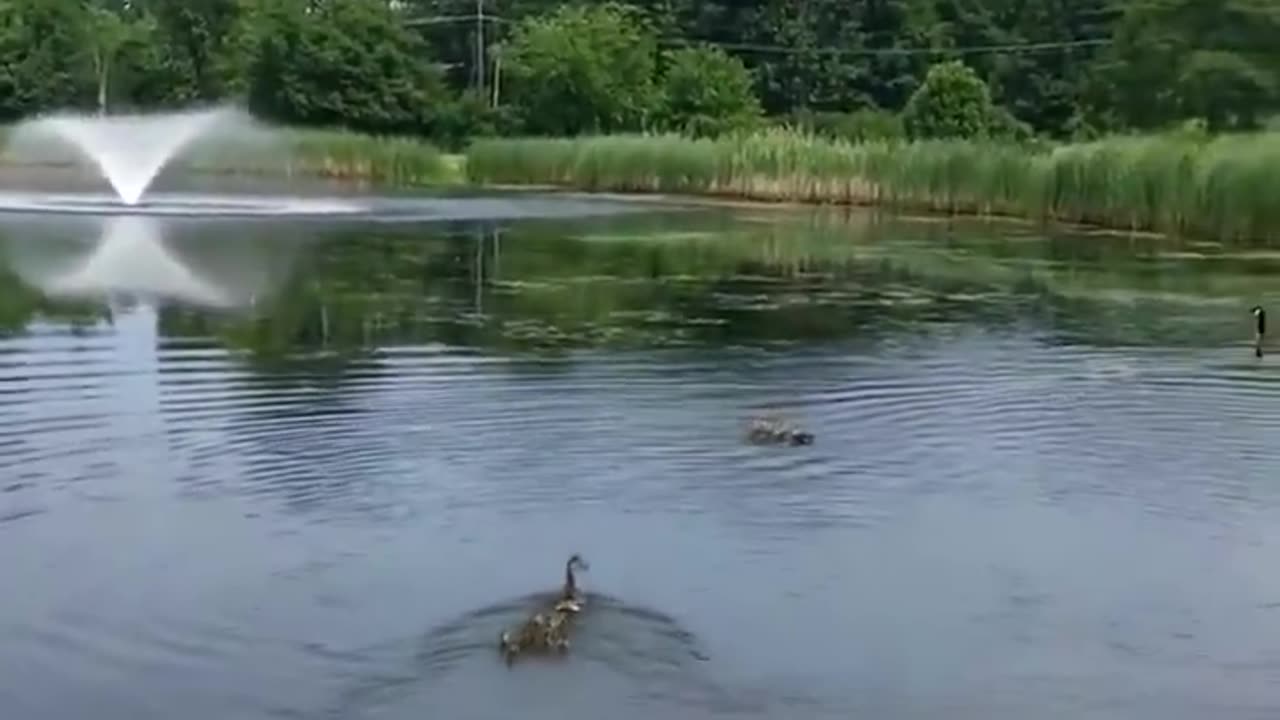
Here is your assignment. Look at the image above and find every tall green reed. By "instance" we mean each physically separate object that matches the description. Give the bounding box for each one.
[466,130,1280,242]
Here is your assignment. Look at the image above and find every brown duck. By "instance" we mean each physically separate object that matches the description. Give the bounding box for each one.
[499,554,590,664]
[745,415,814,446]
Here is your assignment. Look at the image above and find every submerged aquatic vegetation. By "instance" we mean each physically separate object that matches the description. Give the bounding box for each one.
[466,130,1280,242]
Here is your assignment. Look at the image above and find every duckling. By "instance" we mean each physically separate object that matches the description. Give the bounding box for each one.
[745,415,814,446]
[499,554,590,664]
[499,610,573,662]
[1252,305,1266,358]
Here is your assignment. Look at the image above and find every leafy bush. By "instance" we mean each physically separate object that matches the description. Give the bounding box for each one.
[788,108,906,143]
[903,61,997,139]
[242,0,444,135]
[503,3,660,135]
[657,45,762,137]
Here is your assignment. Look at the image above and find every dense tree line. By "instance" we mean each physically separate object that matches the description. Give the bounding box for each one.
[1,0,1278,144]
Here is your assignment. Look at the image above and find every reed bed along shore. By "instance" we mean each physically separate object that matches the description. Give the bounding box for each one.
[183,128,454,186]
[466,130,1280,242]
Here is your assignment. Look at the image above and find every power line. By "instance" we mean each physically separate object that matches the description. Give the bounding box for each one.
[402,13,1114,57]
[404,15,482,26]
[403,14,512,26]
[659,37,1112,57]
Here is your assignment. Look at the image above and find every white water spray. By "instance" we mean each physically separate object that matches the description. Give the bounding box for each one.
[6,106,248,206]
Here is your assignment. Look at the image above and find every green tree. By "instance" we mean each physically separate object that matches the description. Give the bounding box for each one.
[1093,0,1280,131]
[241,0,446,135]
[85,4,156,114]
[981,0,1117,137]
[658,45,762,137]
[396,0,565,93]
[1178,50,1275,131]
[630,0,939,115]
[502,3,660,135]
[0,0,95,120]
[139,0,241,101]
[902,60,997,138]
[853,0,943,111]
[739,0,868,113]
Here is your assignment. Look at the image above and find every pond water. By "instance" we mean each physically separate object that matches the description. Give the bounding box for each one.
[2,193,1280,720]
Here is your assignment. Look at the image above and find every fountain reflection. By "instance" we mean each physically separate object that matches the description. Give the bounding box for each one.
[0,214,305,312]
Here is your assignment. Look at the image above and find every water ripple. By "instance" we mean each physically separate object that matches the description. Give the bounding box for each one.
[6,210,1280,719]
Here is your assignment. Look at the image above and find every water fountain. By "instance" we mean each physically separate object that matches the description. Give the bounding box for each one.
[1,105,368,217]
[0,105,648,221]
[10,106,241,206]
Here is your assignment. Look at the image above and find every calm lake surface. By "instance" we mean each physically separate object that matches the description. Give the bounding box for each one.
[2,191,1280,720]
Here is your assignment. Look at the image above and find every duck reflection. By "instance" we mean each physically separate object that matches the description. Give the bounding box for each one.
[1,214,303,311]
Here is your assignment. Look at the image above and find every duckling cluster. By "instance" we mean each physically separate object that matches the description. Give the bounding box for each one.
[744,414,814,446]
[499,554,589,664]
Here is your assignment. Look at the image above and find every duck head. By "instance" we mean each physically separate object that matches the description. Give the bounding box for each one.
[1252,306,1266,357]
[563,554,589,601]
[789,430,815,445]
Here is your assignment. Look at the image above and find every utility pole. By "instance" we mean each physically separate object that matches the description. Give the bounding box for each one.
[491,49,501,109]
[475,0,485,98]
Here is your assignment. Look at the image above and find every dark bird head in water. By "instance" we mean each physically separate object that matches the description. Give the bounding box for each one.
[567,554,589,573]
[1252,306,1266,358]
[789,431,815,445]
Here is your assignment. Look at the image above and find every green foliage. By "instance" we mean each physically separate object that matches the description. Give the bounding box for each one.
[0,0,95,119]
[988,105,1034,142]
[502,3,660,135]
[432,91,518,152]
[1094,0,1280,132]
[787,108,906,143]
[657,45,763,137]
[242,0,446,135]
[139,0,240,101]
[902,61,997,139]
[0,0,1277,150]
[85,4,155,112]
[976,0,1116,137]
[1178,50,1276,131]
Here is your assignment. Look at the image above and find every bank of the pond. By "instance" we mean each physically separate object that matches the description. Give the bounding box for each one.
[465,131,1280,242]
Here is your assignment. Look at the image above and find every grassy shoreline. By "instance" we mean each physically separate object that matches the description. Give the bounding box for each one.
[3,122,1277,243]
[466,130,1280,243]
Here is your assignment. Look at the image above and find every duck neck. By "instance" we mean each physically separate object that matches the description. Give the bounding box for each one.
[564,563,577,597]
